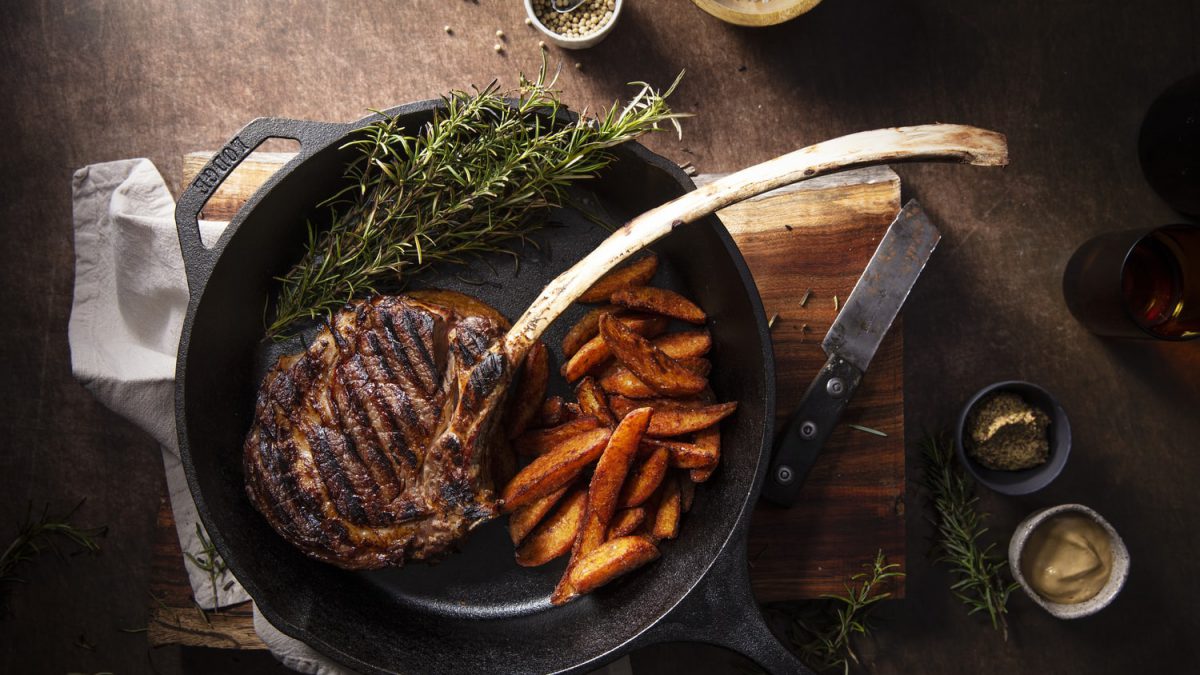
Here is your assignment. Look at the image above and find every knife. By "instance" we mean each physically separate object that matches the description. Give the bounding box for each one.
[760,199,941,507]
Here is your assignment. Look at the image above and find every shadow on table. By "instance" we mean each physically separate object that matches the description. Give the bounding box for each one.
[151,645,291,674]
[711,0,986,106]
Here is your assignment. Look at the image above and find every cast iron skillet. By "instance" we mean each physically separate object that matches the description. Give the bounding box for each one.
[175,100,806,674]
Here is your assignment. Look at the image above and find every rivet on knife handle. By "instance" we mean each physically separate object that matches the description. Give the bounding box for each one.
[761,355,864,506]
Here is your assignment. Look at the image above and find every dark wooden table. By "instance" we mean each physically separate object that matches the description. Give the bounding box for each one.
[2,1,1198,673]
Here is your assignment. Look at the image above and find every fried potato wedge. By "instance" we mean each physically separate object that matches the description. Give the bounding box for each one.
[618,444,670,508]
[514,416,600,456]
[599,358,710,399]
[509,485,569,546]
[679,474,695,512]
[562,314,669,382]
[599,314,707,397]
[515,488,588,567]
[606,508,646,540]
[552,535,660,605]
[652,330,712,359]
[611,286,706,324]
[609,389,717,415]
[577,254,658,303]
[562,304,620,358]
[563,402,583,420]
[650,473,682,541]
[608,395,738,437]
[575,376,617,427]
[506,342,549,439]
[537,395,565,428]
[502,427,611,511]
[688,425,723,482]
[643,401,737,438]
[576,407,652,556]
[639,437,718,470]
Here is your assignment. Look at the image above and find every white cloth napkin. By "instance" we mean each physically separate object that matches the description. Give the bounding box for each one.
[68,158,349,674]
[67,157,632,675]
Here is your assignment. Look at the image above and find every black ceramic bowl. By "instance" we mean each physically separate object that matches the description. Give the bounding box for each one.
[955,381,1071,495]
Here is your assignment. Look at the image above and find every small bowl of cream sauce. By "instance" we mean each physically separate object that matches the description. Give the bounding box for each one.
[1008,504,1130,619]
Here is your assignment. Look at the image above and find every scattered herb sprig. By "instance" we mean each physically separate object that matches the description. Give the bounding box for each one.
[847,423,887,437]
[184,523,227,607]
[269,59,686,335]
[782,550,904,674]
[1,500,106,584]
[920,433,1019,639]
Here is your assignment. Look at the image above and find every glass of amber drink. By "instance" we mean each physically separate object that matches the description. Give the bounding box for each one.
[1063,224,1200,340]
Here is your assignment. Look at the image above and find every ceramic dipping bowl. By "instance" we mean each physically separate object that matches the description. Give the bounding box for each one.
[1008,504,1130,619]
[955,380,1071,495]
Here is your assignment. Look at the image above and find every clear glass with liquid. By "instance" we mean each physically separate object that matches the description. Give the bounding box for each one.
[1064,224,1199,340]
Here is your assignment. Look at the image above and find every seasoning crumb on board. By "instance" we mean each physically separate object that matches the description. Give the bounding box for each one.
[800,288,811,307]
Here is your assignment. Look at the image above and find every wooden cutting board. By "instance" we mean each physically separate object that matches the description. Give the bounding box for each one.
[147,153,904,647]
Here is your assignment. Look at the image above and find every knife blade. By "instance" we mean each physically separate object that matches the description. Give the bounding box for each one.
[760,199,941,507]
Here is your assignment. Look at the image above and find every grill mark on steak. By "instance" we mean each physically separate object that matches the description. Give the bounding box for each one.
[311,425,371,525]
[391,303,441,395]
[255,430,324,538]
[357,325,424,472]
[329,358,392,522]
[244,295,512,569]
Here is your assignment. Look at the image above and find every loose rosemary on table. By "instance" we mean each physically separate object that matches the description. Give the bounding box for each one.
[777,550,904,674]
[184,522,228,608]
[1,500,106,585]
[268,59,686,336]
[920,432,1019,640]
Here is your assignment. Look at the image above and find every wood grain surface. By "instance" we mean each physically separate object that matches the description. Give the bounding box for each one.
[6,3,1199,674]
[153,151,905,646]
[702,168,906,602]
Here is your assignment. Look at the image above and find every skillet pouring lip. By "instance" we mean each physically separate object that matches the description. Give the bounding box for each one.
[174,100,776,674]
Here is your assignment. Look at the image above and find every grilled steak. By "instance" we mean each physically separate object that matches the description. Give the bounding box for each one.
[244,294,515,569]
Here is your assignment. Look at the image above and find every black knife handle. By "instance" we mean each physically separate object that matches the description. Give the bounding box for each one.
[760,354,864,507]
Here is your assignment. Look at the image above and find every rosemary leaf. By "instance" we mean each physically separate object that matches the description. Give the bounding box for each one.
[184,523,228,608]
[779,550,904,674]
[920,432,1019,640]
[847,424,887,437]
[269,58,687,336]
[0,500,106,585]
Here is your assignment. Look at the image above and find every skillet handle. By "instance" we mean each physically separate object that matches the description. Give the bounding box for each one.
[636,532,811,674]
[174,116,348,293]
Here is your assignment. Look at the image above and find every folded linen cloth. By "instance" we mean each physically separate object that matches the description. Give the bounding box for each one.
[68,158,348,674]
[67,157,631,675]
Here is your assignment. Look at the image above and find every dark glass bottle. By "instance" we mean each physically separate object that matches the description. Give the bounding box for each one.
[1139,73,1200,218]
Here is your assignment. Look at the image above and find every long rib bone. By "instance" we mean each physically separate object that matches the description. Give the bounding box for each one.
[504,123,1007,358]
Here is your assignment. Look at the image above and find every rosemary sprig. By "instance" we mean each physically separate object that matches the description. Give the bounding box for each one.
[269,59,686,336]
[847,423,887,437]
[183,523,227,608]
[783,550,904,674]
[1,500,106,584]
[920,432,1019,640]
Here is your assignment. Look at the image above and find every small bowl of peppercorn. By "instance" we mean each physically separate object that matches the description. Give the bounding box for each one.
[955,380,1071,495]
[525,0,622,50]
